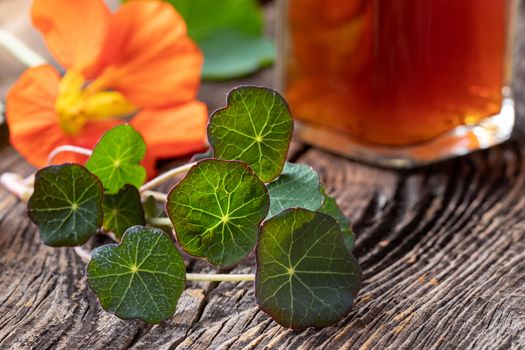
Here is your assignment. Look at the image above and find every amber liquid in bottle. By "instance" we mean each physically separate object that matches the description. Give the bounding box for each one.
[284,0,508,146]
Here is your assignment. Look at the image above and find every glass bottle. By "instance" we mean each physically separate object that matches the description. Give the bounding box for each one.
[277,0,519,167]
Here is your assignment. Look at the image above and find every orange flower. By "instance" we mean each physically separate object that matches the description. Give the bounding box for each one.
[6,0,208,176]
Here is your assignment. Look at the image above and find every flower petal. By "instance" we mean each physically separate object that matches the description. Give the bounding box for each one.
[131,101,208,160]
[93,1,203,109]
[31,0,110,71]
[6,65,121,166]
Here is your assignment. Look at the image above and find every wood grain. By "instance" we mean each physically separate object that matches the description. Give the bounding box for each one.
[1,1,525,349]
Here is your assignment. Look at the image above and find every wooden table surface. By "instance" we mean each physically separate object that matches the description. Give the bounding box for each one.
[1,2,525,349]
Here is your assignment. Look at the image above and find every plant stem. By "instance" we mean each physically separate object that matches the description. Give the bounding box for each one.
[142,190,167,202]
[186,273,255,282]
[47,145,93,164]
[74,246,92,264]
[0,172,33,202]
[0,30,47,67]
[71,247,255,282]
[148,217,172,226]
[140,162,196,192]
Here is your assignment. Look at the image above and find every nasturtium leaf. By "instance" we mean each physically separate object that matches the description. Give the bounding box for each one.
[166,0,274,80]
[266,162,324,219]
[86,124,146,194]
[28,164,103,247]
[208,87,293,182]
[319,188,356,251]
[166,159,269,267]
[87,226,185,324]
[102,185,145,240]
[256,208,361,330]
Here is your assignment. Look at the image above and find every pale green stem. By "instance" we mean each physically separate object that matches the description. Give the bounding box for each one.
[72,248,255,282]
[142,190,167,202]
[0,101,5,125]
[74,246,92,264]
[186,273,255,282]
[1,145,93,201]
[148,217,172,226]
[0,30,47,67]
[0,172,33,202]
[140,162,196,192]
[47,145,93,165]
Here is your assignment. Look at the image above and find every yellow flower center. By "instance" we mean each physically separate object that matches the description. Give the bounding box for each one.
[55,70,137,135]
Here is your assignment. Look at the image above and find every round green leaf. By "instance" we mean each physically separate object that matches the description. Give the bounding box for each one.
[28,164,103,247]
[86,124,146,194]
[319,188,356,251]
[266,162,324,219]
[208,87,293,183]
[256,208,361,330]
[87,226,185,324]
[102,185,145,240]
[167,159,269,267]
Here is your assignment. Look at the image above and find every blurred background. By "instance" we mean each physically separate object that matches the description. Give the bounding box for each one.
[0,0,277,148]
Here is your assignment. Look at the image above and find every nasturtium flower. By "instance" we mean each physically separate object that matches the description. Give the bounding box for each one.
[6,0,207,175]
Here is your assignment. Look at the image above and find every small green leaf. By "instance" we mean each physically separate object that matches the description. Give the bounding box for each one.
[102,185,145,240]
[319,188,356,251]
[256,208,361,330]
[200,32,275,80]
[266,162,324,219]
[28,164,103,247]
[87,226,186,324]
[167,159,269,267]
[208,87,293,182]
[86,124,146,194]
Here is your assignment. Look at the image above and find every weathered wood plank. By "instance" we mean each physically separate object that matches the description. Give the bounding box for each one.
[1,1,525,349]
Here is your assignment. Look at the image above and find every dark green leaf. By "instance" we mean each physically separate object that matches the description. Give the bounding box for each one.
[102,185,145,240]
[28,164,103,247]
[166,0,273,79]
[208,87,293,182]
[87,226,186,324]
[200,32,275,80]
[256,208,361,330]
[266,162,324,219]
[319,188,356,251]
[86,124,146,194]
[167,159,269,267]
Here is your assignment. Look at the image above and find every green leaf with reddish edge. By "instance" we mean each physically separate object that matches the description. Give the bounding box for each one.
[266,162,324,219]
[102,185,145,240]
[256,208,361,330]
[166,159,269,267]
[28,164,103,247]
[87,226,185,324]
[86,124,146,194]
[319,187,355,251]
[208,87,293,183]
